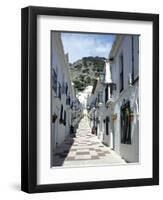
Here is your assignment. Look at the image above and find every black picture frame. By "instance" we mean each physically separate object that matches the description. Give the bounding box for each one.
[21,6,159,193]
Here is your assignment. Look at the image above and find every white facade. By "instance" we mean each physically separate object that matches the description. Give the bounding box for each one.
[108,35,139,163]
[87,64,113,145]
[87,35,139,163]
[51,32,82,161]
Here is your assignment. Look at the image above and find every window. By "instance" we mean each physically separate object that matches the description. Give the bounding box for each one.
[60,105,63,120]
[66,96,71,105]
[64,110,66,125]
[120,101,131,144]
[61,82,68,95]
[110,83,116,99]
[105,85,108,103]
[119,54,124,92]
[65,83,68,95]
[105,116,110,135]
[52,68,57,93]
[58,83,61,99]
[131,36,134,83]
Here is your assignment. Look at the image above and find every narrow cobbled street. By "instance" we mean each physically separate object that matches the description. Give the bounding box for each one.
[52,115,126,167]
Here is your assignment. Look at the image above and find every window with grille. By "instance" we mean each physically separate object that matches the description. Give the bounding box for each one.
[120,101,131,144]
[60,105,63,120]
[52,68,57,93]
[105,85,108,103]
[64,110,66,125]
[58,83,61,99]
[119,54,124,92]
[66,96,71,105]
[106,116,110,135]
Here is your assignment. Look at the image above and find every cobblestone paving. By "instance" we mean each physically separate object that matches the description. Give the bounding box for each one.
[52,116,126,167]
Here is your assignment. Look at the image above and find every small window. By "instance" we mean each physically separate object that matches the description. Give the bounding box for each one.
[105,85,108,103]
[106,116,110,135]
[64,110,66,125]
[120,101,131,144]
[60,105,63,120]
[52,68,57,93]
[119,54,124,92]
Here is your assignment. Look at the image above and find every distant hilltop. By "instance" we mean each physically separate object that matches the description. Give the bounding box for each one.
[69,56,106,92]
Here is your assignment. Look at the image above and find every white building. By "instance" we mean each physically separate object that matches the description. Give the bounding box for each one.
[87,35,139,163]
[51,32,82,163]
[87,64,115,143]
[77,85,93,115]
[108,35,139,163]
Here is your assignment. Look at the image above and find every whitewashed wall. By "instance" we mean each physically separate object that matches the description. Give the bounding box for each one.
[51,32,74,152]
[109,35,139,162]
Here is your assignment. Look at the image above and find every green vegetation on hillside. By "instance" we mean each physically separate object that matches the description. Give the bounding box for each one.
[69,56,106,92]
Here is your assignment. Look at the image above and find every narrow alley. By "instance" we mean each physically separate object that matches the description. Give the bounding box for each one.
[52,115,126,167]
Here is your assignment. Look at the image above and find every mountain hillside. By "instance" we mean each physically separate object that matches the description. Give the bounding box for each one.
[69,56,106,92]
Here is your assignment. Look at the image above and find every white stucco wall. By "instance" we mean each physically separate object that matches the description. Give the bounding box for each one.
[51,32,75,153]
[109,35,139,163]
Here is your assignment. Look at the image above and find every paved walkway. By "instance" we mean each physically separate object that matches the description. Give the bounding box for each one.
[52,116,126,167]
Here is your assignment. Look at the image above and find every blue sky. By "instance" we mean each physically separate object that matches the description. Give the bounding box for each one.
[61,32,115,63]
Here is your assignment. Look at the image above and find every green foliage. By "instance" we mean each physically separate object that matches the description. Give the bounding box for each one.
[85,76,91,84]
[82,68,89,73]
[70,56,106,92]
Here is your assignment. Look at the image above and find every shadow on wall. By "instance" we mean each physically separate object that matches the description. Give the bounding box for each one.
[52,134,75,166]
